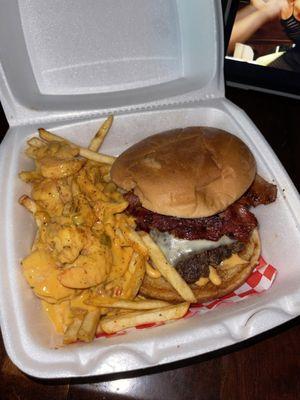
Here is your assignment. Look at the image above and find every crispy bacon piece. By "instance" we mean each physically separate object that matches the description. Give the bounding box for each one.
[239,174,277,207]
[124,175,277,243]
[125,193,257,242]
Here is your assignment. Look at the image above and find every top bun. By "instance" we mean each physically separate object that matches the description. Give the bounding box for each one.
[110,127,256,218]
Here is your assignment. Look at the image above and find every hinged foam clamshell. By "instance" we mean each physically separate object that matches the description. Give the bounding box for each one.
[0,0,299,378]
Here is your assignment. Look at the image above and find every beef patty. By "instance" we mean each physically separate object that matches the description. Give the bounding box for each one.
[175,241,245,284]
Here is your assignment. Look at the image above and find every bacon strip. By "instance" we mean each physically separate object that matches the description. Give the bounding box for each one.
[124,175,277,243]
[238,174,277,207]
[125,192,257,242]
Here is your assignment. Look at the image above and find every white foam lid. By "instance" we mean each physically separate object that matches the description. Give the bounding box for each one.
[0,0,224,125]
[1,0,300,379]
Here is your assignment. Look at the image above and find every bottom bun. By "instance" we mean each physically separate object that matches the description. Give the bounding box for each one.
[140,229,261,303]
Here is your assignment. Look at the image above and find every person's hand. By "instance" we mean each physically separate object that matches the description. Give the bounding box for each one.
[251,0,290,20]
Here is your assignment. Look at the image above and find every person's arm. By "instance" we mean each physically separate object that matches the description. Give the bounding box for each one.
[280,0,294,19]
[228,9,271,54]
[235,4,256,21]
[293,0,300,19]
[228,0,289,55]
[252,0,293,20]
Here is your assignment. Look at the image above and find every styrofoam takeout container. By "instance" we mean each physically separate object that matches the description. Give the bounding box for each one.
[0,0,299,379]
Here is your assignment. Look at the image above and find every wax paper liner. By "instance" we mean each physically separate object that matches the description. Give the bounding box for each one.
[96,256,277,339]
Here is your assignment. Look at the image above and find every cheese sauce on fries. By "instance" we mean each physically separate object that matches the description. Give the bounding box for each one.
[19,117,189,344]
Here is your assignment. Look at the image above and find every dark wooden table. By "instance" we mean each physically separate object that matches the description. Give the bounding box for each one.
[0,86,299,400]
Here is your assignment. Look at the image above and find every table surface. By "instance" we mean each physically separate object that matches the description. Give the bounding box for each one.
[0,86,299,400]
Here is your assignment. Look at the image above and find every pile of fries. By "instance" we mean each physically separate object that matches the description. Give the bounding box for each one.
[19,116,192,344]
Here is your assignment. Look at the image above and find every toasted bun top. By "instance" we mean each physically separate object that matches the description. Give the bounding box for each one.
[111,127,256,218]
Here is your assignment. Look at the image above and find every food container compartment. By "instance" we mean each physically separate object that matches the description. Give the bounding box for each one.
[0,0,299,378]
[1,102,300,378]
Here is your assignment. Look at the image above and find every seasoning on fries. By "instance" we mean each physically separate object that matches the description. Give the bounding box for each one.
[100,302,190,334]
[19,116,190,345]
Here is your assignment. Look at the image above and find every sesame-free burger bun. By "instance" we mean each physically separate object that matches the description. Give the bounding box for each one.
[111,127,256,218]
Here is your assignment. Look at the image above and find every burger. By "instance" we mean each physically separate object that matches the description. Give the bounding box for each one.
[110,127,277,302]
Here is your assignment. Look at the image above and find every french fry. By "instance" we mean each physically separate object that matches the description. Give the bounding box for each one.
[208,266,221,286]
[31,231,41,252]
[121,227,148,256]
[104,201,129,216]
[102,173,111,182]
[63,308,87,344]
[38,128,68,144]
[195,277,209,287]
[25,146,38,159]
[78,148,115,164]
[87,297,170,310]
[19,171,42,183]
[141,234,196,303]
[100,302,190,334]
[27,137,46,148]
[115,228,128,246]
[105,250,146,299]
[122,251,146,299]
[19,195,37,214]
[108,246,134,282]
[77,309,101,342]
[36,294,59,304]
[88,115,113,152]
[146,261,161,279]
[39,128,115,164]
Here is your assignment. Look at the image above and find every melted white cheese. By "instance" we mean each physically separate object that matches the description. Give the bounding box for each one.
[150,229,235,265]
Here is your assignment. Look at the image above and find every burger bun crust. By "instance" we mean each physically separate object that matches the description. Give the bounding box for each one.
[111,127,256,218]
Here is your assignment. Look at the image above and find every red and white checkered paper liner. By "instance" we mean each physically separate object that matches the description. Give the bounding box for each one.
[96,256,277,339]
